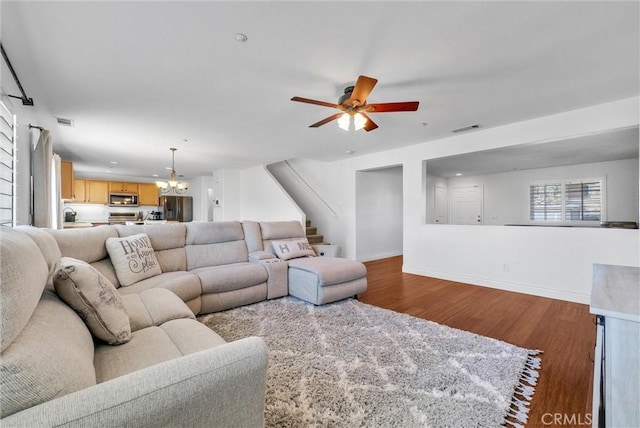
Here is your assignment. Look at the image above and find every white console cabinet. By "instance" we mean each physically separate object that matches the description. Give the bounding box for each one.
[590,264,639,428]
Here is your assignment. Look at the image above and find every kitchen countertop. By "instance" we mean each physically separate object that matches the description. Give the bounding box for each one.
[63,222,94,229]
[590,263,640,322]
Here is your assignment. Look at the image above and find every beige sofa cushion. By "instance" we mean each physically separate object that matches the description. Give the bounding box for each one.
[0,227,49,352]
[115,223,187,250]
[191,263,268,294]
[15,225,62,290]
[185,221,244,245]
[287,256,367,286]
[94,319,226,383]
[122,288,195,332]
[46,226,119,263]
[106,233,163,286]
[259,221,307,256]
[115,224,187,272]
[0,291,96,418]
[117,271,202,303]
[185,222,249,269]
[54,257,131,345]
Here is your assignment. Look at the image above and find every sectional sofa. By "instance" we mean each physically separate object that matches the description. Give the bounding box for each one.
[0,220,367,427]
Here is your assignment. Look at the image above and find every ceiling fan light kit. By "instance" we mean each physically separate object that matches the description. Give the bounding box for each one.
[156,147,189,194]
[291,75,420,132]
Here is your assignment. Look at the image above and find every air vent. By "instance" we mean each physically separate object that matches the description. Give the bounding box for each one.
[56,117,74,127]
[452,124,481,133]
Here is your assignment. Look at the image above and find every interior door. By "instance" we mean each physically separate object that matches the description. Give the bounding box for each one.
[434,185,448,224]
[451,185,483,225]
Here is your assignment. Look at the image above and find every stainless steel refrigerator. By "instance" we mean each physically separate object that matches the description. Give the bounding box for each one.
[159,196,193,222]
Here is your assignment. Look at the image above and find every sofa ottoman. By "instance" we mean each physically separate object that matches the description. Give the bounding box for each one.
[244,220,368,305]
[287,254,367,305]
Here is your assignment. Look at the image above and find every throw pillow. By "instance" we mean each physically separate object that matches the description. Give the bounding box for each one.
[271,238,316,261]
[105,233,162,286]
[53,257,131,345]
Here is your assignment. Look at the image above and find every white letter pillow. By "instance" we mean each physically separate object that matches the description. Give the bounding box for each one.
[106,233,162,286]
[54,257,131,345]
[272,238,316,260]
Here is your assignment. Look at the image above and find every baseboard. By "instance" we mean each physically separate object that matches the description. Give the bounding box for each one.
[402,265,590,304]
[358,250,403,263]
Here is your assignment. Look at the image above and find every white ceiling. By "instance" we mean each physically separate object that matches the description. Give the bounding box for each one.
[1,1,638,180]
[425,126,640,178]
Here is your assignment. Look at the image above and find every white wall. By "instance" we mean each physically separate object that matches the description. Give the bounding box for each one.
[267,159,346,246]
[210,169,242,221]
[239,165,304,223]
[429,158,639,225]
[253,97,639,304]
[210,166,303,223]
[355,166,403,261]
[187,175,213,221]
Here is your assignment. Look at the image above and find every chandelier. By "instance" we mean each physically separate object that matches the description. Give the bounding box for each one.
[155,147,189,194]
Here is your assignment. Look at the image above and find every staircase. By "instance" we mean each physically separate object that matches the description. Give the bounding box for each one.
[305,219,324,245]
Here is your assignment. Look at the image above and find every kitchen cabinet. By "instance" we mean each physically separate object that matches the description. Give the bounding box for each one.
[61,161,74,200]
[138,183,159,206]
[73,179,86,202]
[86,180,109,204]
[109,181,138,193]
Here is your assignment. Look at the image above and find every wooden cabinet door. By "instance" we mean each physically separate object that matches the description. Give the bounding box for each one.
[61,161,74,200]
[109,182,121,193]
[87,180,109,204]
[110,181,139,193]
[122,182,138,193]
[73,179,86,202]
[138,183,159,206]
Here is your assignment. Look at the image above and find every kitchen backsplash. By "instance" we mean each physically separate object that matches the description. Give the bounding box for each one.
[64,204,160,222]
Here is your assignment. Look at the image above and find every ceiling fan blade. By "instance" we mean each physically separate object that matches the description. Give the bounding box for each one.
[348,75,378,106]
[364,101,420,113]
[291,96,341,109]
[361,113,378,132]
[309,113,343,128]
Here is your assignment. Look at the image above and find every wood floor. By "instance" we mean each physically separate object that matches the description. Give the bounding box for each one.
[359,256,595,428]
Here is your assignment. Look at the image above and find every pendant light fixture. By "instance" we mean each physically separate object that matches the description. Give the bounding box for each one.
[156,148,189,194]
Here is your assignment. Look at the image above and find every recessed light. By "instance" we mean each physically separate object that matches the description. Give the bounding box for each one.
[166,167,172,170]
[109,161,118,165]
[345,150,356,155]
[235,33,248,43]
[455,173,462,176]
[152,174,159,177]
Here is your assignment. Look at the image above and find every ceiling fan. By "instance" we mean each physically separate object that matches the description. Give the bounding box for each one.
[291,75,419,132]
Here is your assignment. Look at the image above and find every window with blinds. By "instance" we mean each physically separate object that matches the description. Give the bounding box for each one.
[529,178,604,223]
[529,183,562,221]
[565,180,602,221]
[0,101,16,227]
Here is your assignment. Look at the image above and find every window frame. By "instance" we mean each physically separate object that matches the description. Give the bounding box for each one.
[0,100,16,228]
[528,176,606,226]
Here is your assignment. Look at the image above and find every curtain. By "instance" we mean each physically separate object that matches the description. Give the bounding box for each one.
[32,129,61,228]
[52,153,62,229]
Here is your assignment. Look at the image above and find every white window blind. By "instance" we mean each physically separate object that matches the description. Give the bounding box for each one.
[0,101,16,227]
[529,178,604,223]
[529,183,562,221]
[565,180,602,221]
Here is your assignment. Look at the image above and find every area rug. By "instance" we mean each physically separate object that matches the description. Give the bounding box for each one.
[198,297,541,428]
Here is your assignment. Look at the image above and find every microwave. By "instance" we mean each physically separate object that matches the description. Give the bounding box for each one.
[109,193,139,207]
